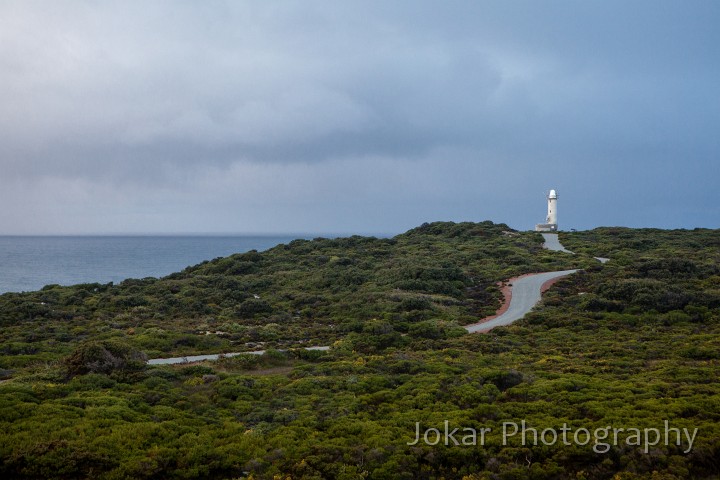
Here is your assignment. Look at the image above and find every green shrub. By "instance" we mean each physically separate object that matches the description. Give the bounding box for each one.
[63,339,147,377]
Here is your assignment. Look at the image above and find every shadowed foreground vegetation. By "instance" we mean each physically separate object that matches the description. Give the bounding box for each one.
[0,222,718,479]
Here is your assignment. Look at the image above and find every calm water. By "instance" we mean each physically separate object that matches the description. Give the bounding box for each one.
[0,236,303,293]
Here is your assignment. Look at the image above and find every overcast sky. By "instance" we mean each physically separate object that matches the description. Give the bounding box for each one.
[1,1,718,234]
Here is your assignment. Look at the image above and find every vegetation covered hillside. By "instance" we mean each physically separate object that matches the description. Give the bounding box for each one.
[0,222,718,479]
[0,221,585,365]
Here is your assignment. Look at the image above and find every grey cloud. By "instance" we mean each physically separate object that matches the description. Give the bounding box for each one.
[0,0,718,233]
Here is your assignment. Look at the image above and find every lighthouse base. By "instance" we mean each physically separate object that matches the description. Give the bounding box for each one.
[535,223,558,232]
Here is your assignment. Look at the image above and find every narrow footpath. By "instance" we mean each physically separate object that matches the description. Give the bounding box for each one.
[464,269,577,332]
[148,346,329,366]
[464,233,577,333]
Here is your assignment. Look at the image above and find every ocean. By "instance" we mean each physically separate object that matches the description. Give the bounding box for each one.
[0,235,304,294]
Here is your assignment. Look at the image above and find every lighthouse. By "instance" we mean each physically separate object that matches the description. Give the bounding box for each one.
[546,189,557,225]
[535,189,559,232]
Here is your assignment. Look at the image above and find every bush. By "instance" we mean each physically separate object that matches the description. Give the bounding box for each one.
[236,299,273,317]
[408,320,444,339]
[64,339,147,377]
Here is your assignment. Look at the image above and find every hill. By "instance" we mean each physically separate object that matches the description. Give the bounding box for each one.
[0,222,718,479]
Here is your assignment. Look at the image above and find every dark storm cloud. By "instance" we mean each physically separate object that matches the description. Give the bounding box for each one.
[0,1,718,233]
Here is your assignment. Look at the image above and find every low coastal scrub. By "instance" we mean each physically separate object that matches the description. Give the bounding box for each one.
[0,222,718,479]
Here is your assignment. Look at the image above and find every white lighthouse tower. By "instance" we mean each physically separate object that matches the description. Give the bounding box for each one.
[535,189,558,232]
[546,189,557,225]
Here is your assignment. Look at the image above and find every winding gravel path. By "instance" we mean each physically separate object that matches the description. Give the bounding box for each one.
[542,233,574,253]
[544,233,609,263]
[464,269,577,332]
[147,346,329,365]
[464,233,581,332]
